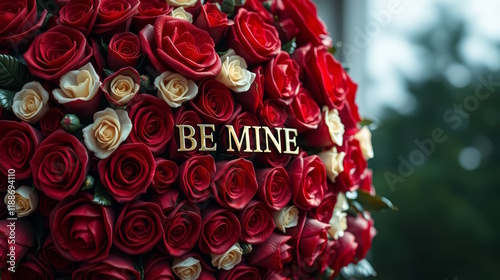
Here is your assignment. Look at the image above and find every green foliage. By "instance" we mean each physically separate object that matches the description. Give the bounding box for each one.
[0,54,32,91]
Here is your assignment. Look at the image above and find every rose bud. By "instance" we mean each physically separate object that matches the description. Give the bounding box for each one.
[169,7,193,23]
[178,155,216,204]
[92,0,140,36]
[12,81,49,123]
[303,106,345,149]
[98,143,155,203]
[238,201,275,244]
[131,0,173,33]
[167,107,206,161]
[40,107,65,137]
[255,166,292,211]
[40,235,76,273]
[10,255,53,280]
[264,51,300,104]
[248,233,293,273]
[143,253,175,280]
[0,120,42,180]
[101,67,141,106]
[286,155,327,210]
[259,99,288,128]
[152,158,179,194]
[216,49,256,93]
[219,106,260,159]
[155,71,198,108]
[287,88,321,133]
[273,205,299,233]
[233,66,264,114]
[4,185,38,218]
[72,252,141,279]
[347,212,376,262]
[199,207,241,255]
[161,201,202,257]
[211,242,243,270]
[60,114,81,132]
[151,189,180,216]
[336,137,367,193]
[57,0,99,36]
[127,94,175,156]
[329,232,358,278]
[218,264,262,280]
[31,130,89,201]
[107,32,142,71]
[0,220,34,270]
[355,126,374,160]
[194,3,234,44]
[190,79,235,125]
[50,192,114,263]
[310,191,338,224]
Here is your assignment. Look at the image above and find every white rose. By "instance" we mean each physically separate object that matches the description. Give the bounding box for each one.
[166,0,198,7]
[210,242,243,270]
[274,205,299,233]
[328,211,348,240]
[52,62,100,104]
[169,7,193,23]
[172,257,202,280]
[323,106,345,146]
[82,108,132,159]
[318,147,346,182]
[108,74,140,105]
[154,71,198,108]
[4,185,38,218]
[355,126,374,160]
[216,49,256,93]
[12,81,49,123]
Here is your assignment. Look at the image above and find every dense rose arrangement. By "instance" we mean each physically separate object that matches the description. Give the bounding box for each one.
[0,0,393,279]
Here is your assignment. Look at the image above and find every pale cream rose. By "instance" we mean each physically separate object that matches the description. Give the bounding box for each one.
[274,205,299,233]
[318,147,346,182]
[82,108,132,159]
[4,185,38,218]
[108,75,140,105]
[210,242,243,270]
[154,71,198,108]
[323,106,345,146]
[169,7,193,23]
[166,0,198,7]
[334,192,349,212]
[355,126,374,160]
[12,81,49,123]
[216,49,256,93]
[52,62,100,104]
[172,257,202,280]
[328,211,348,240]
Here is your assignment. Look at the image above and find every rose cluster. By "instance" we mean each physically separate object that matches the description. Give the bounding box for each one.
[0,0,379,279]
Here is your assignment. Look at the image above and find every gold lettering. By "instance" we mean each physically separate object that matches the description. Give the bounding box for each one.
[177,125,197,152]
[252,126,263,153]
[263,127,282,153]
[226,125,252,152]
[283,128,299,155]
[198,124,217,152]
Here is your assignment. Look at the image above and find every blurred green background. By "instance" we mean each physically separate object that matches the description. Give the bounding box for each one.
[314,0,500,279]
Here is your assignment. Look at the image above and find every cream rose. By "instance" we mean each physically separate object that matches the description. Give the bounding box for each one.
[211,242,243,270]
[318,147,346,182]
[4,185,38,218]
[323,106,345,146]
[166,0,198,7]
[108,75,140,105]
[12,81,49,123]
[172,257,202,280]
[355,126,374,160]
[274,205,299,233]
[216,49,256,93]
[154,71,198,108]
[52,62,100,104]
[169,7,193,23]
[328,193,349,240]
[82,108,132,159]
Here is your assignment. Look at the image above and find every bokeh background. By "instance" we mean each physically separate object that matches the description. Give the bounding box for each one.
[313,0,500,279]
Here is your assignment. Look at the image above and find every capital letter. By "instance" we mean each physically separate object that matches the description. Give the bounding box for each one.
[198,124,217,152]
[283,128,299,155]
[226,125,252,152]
[177,125,197,152]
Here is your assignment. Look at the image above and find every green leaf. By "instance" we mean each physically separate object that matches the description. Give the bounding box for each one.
[221,0,236,18]
[356,190,398,211]
[359,118,374,127]
[100,38,109,55]
[0,54,33,91]
[282,37,297,55]
[92,185,113,206]
[0,88,15,110]
[340,259,377,278]
[133,256,145,280]
[103,68,115,77]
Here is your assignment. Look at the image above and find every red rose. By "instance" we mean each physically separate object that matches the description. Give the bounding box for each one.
[127,94,174,156]
[151,189,180,215]
[143,253,175,280]
[56,0,99,36]
[107,32,142,71]
[190,79,235,125]
[40,236,75,273]
[339,74,361,135]
[310,191,337,224]
[199,207,241,254]
[336,137,367,192]
[194,3,234,43]
[234,66,264,114]
[24,25,93,81]
[255,166,291,211]
[287,88,321,132]
[264,51,300,103]
[178,155,216,203]
[0,0,47,50]
[228,8,281,65]
[93,0,140,35]
[255,147,291,168]
[329,232,358,277]
[218,264,262,280]
[152,158,179,194]
[212,158,258,210]
[286,155,327,210]
[219,106,260,159]
[131,0,172,33]
[10,256,53,280]
[161,200,202,257]
[140,17,221,80]
[359,169,375,195]
[238,200,275,244]
[248,233,293,272]
[347,212,376,262]
[259,99,288,128]
[72,253,141,280]
[273,18,299,44]
[98,143,155,203]
[31,130,89,200]
[288,214,330,267]
[50,192,114,263]
[167,107,206,161]
[39,107,65,137]
[0,120,42,179]
[238,0,273,23]
[0,220,34,270]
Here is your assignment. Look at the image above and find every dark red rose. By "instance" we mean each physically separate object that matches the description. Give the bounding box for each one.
[339,74,361,136]
[347,212,376,262]
[310,191,337,224]
[151,189,180,215]
[39,107,65,137]
[107,33,142,71]
[287,88,321,132]
[248,233,292,272]
[131,0,172,33]
[259,99,287,128]
[0,220,34,270]
[194,3,234,43]
[255,146,291,168]
[0,0,47,51]
[24,25,93,81]
[190,79,235,125]
[11,255,53,280]
[57,0,99,36]
[336,137,367,192]
[72,253,141,280]
[143,253,174,280]
[140,17,221,80]
[40,235,75,273]
[218,264,262,280]
[101,66,141,106]
[228,8,281,65]
[98,143,155,203]
[199,207,241,254]
[288,214,330,268]
[273,18,299,44]
[50,192,114,263]
[255,166,291,210]
[329,232,358,278]
[219,106,260,159]
[93,0,140,35]
[264,51,300,103]
[127,94,174,156]
[0,120,42,179]
[178,155,216,203]
[238,0,273,23]
[286,155,327,210]
[167,107,206,161]
[152,158,179,194]
[212,158,258,210]
[238,200,275,244]
[31,130,89,200]
[161,200,202,257]
[233,66,264,113]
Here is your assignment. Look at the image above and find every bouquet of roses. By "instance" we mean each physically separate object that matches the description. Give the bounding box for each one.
[0,0,394,279]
